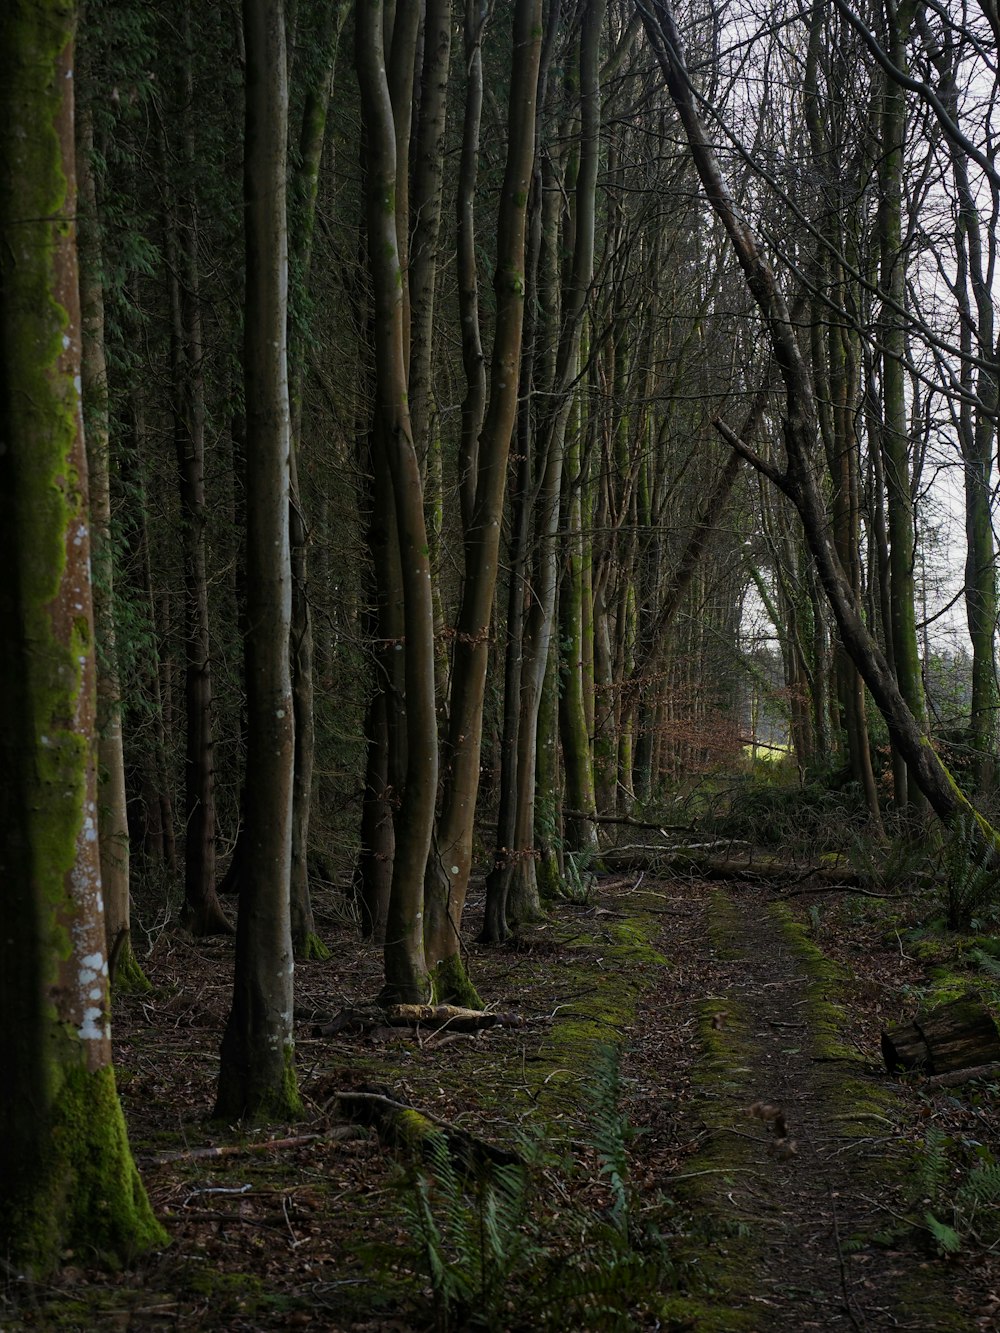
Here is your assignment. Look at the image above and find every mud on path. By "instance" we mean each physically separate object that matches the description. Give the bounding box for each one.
[622,879,1000,1331]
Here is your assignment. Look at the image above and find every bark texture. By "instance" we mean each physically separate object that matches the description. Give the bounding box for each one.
[0,2,163,1270]
[216,0,301,1122]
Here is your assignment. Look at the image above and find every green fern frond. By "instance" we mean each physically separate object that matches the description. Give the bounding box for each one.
[915,1126,951,1202]
[955,1160,1000,1210]
[943,812,1000,929]
[967,947,1000,979]
[924,1211,962,1254]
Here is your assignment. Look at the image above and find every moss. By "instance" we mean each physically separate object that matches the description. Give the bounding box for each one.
[217,1041,304,1127]
[111,938,152,996]
[296,931,332,962]
[768,903,856,1061]
[5,1063,166,1274]
[536,850,562,901]
[657,1295,760,1331]
[607,921,667,965]
[429,953,483,1009]
[394,1106,438,1150]
[184,1268,263,1315]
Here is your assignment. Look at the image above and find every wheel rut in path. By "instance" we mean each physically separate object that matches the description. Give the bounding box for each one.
[624,881,970,1332]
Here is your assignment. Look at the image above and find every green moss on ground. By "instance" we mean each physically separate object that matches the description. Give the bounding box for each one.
[768,903,856,1061]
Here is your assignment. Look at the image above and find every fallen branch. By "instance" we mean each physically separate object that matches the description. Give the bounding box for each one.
[602,846,863,885]
[563,809,695,833]
[313,1004,526,1039]
[781,883,907,900]
[331,1086,523,1172]
[140,1127,364,1169]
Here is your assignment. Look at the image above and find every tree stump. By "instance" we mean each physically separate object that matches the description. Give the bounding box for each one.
[881,995,1000,1076]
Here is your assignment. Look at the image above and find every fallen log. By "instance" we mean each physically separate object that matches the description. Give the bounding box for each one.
[923,1060,1000,1089]
[313,1004,525,1039]
[332,1086,523,1173]
[881,995,1000,1075]
[602,845,862,886]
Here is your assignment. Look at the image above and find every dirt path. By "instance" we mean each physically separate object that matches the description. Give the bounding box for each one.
[623,880,993,1332]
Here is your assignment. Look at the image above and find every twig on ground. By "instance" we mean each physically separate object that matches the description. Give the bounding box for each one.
[780,884,907,899]
[141,1128,363,1168]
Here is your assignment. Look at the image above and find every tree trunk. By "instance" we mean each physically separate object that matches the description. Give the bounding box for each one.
[877,4,926,810]
[423,0,544,995]
[164,19,230,937]
[357,0,437,1004]
[0,7,164,1268]
[76,101,148,991]
[216,0,301,1123]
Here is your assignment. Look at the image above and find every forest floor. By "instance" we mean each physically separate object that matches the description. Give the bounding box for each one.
[5,865,1000,1331]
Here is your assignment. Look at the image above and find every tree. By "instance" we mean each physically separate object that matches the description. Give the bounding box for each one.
[76,89,149,990]
[0,0,164,1270]
[357,0,439,1003]
[163,1,232,938]
[216,0,302,1122]
[423,0,545,989]
[638,0,1000,845]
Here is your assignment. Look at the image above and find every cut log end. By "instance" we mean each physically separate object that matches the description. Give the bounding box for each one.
[882,995,1000,1076]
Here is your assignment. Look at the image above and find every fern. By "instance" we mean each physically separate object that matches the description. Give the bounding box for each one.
[394,1047,678,1329]
[967,946,1000,979]
[924,1211,962,1255]
[942,812,1000,930]
[956,1160,1000,1209]
[587,1044,631,1237]
[915,1126,951,1202]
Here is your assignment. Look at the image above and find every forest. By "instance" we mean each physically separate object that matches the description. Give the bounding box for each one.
[4,0,1000,1327]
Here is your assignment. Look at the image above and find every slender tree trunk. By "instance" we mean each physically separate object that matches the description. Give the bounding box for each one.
[0,6,164,1268]
[560,403,600,855]
[877,3,926,810]
[76,103,148,990]
[217,0,301,1123]
[286,7,347,960]
[422,0,544,994]
[919,13,1000,792]
[164,30,230,936]
[357,0,437,1004]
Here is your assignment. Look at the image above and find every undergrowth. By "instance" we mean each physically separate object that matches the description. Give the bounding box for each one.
[941,812,1000,930]
[911,1123,1000,1256]
[395,1044,678,1331]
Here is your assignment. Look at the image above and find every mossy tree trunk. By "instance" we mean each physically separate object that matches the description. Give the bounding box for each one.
[0,1,164,1270]
[216,0,301,1123]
